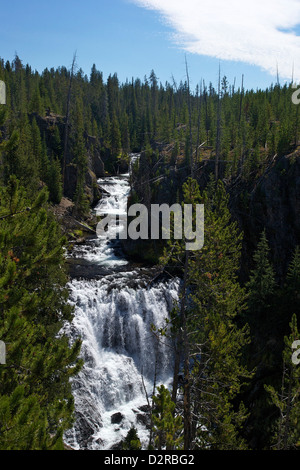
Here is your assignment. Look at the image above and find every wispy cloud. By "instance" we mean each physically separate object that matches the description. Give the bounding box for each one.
[132,0,300,81]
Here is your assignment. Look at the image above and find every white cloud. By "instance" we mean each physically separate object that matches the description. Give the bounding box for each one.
[132,0,300,82]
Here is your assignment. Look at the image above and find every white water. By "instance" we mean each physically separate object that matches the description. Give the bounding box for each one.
[70,174,130,267]
[64,156,180,450]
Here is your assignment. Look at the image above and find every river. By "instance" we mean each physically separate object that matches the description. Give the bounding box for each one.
[63,155,180,450]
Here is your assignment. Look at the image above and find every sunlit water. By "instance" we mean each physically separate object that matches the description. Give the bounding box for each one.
[63,156,180,450]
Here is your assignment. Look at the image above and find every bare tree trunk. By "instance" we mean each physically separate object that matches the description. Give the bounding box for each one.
[239,74,244,124]
[195,81,202,165]
[148,343,159,449]
[215,64,221,181]
[282,365,293,450]
[238,75,245,175]
[182,250,191,450]
[295,104,299,147]
[171,249,192,448]
[185,56,194,178]
[171,249,189,405]
[171,333,181,404]
[63,52,77,192]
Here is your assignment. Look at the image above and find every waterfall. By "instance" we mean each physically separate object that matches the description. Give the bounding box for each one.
[63,155,180,450]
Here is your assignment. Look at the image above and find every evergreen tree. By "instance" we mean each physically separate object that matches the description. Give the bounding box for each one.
[159,177,251,450]
[0,177,82,449]
[264,314,300,449]
[0,108,20,184]
[121,426,142,450]
[71,96,89,215]
[120,112,130,157]
[47,154,63,204]
[29,83,43,115]
[51,125,62,160]
[243,230,280,449]
[284,246,300,326]
[188,179,251,450]
[110,112,122,159]
[246,229,276,320]
[30,117,43,178]
[151,385,183,450]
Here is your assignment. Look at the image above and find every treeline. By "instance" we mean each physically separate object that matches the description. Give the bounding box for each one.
[122,178,300,451]
[1,55,299,211]
[0,57,86,449]
[1,54,300,450]
[0,176,83,449]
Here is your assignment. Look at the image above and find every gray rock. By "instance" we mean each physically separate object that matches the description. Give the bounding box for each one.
[111,412,125,424]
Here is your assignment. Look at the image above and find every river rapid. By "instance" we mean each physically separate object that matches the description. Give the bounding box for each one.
[63,155,180,450]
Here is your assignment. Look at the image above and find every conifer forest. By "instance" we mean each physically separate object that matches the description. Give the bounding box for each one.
[0,53,300,452]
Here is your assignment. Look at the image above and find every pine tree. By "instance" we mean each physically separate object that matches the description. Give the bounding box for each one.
[159,177,251,450]
[151,385,183,450]
[120,112,130,157]
[0,177,82,449]
[29,83,43,115]
[121,426,142,450]
[246,229,276,320]
[71,96,89,215]
[110,112,122,159]
[264,314,300,449]
[188,179,251,450]
[243,229,280,449]
[284,246,300,325]
[0,106,19,184]
[4,114,40,194]
[47,154,63,204]
[31,117,43,177]
[51,125,62,160]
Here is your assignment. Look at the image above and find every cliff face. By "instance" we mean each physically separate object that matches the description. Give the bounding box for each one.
[30,112,106,207]
[229,150,300,283]
[125,146,300,282]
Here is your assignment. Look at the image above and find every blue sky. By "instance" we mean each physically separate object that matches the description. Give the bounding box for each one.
[1,0,300,91]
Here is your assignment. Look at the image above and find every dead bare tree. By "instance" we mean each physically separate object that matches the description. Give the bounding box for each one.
[63,51,77,192]
[239,74,244,124]
[215,64,222,181]
[195,80,203,165]
[185,56,194,179]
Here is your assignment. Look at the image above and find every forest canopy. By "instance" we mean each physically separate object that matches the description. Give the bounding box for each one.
[0,54,300,450]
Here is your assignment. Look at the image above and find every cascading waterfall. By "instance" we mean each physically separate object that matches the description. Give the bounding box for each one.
[63,155,180,450]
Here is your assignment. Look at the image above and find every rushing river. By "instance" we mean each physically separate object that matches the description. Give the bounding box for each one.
[63,155,180,450]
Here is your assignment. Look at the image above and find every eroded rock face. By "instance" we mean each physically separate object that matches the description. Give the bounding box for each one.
[65,409,103,450]
[229,151,300,282]
[111,412,124,425]
[29,113,105,205]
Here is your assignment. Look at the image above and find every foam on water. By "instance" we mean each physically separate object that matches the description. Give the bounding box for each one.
[64,276,179,449]
[63,155,180,450]
[70,174,130,267]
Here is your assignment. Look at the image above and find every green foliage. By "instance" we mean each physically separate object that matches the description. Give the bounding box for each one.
[1,54,300,452]
[284,246,300,320]
[159,178,251,450]
[187,179,251,450]
[241,232,300,449]
[0,177,82,449]
[151,385,183,450]
[110,112,122,158]
[246,229,276,315]
[0,57,299,210]
[264,314,300,449]
[46,155,63,204]
[121,426,142,450]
